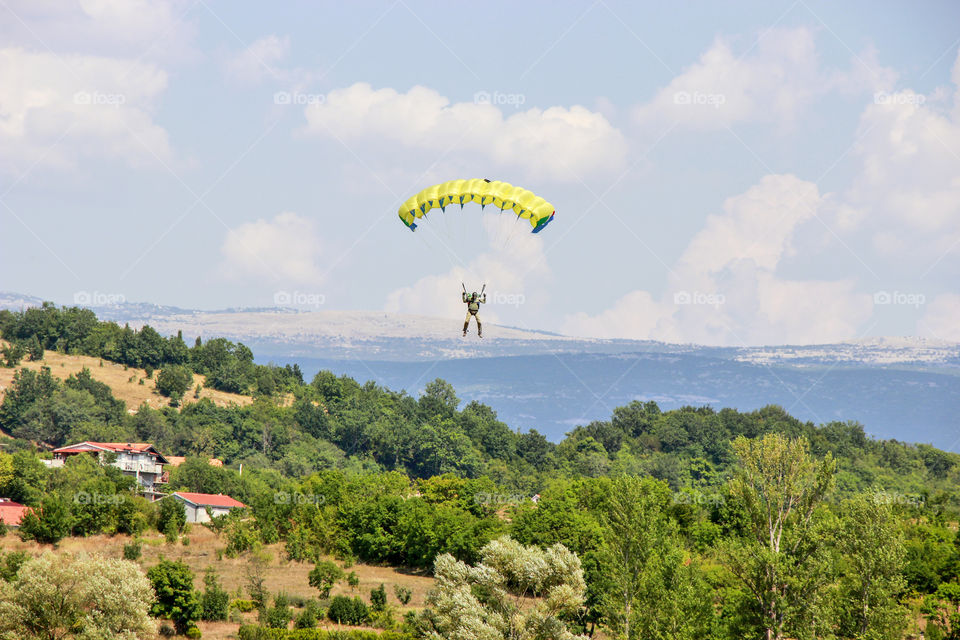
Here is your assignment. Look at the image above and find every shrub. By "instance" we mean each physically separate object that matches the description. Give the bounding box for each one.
[186,626,202,639]
[148,558,202,634]
[158,623,176,637]
[123,541,143,561]
[233,598,258,613]
[308,560,344,598]
[370,583,386,612]
[393,585,412,606]
[201,569,230,621]
[327,595,369,625]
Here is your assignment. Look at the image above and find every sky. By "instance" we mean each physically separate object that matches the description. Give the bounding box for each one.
[1,0,959,347]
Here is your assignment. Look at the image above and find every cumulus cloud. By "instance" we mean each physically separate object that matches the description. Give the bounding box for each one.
[562,175,873,345]
[837,51,960,263]
[633,27,896,132]
[219,212,325,285]
[302,83,627,181]
[0,48,171,173]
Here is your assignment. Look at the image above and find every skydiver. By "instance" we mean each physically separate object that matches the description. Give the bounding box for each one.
[462,289,486,338]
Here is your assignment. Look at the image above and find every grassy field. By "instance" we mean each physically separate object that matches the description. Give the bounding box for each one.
[0,526,434,639]
[0,342,252,412]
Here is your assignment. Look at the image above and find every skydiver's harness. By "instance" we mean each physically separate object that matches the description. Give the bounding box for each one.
[462,284,486,314]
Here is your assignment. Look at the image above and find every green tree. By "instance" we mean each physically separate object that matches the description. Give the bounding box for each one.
[18,494,72,544]
[200,568,230,622]
[370,583,387,612]
[308,560,344,598]
[722,434,836,640]
[156,365,193,404]
[147,558,202,634]
[834,494,907,640]
[157,496,186,535]
[0,552,155,640]
[597,476,713,640]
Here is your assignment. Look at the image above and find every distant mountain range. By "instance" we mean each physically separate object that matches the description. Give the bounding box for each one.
[4,292,959,449]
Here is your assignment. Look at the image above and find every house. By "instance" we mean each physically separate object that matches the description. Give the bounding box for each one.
[0,498,33,527]
[51,442,169,498]
[170,492,246,523]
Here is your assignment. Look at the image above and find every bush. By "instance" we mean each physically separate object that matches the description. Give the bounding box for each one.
[201,569,230,621]
[370,583,386,612]
[158,623,176,637]
[156,365,193,401]
[237,626,414,640]
[186,626,202,639]
[308,560,344,598]
[124,541,142,561]
[393,585,412,606]
[0,550,28,582]
[233,598,258,613]
[295,605,318,629]
[157,497,186,536]
[327,595,369,625]
[148,558,202,634]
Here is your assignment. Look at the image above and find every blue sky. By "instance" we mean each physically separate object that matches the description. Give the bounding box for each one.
[1,0,959,346]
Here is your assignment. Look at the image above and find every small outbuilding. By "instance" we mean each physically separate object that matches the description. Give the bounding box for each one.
[0,498,33,527]
[170,491,246,523]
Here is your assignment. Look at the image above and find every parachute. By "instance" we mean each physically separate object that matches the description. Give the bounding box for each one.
[398,179,555,234]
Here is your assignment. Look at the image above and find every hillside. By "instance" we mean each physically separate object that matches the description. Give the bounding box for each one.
[0,340,252,412]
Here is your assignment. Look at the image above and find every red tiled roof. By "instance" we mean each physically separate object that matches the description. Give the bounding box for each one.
[53,442,169,464]
[172,492,246,508]
[0,500,33,526]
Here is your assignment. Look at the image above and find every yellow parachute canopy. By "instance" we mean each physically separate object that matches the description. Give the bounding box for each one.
[398,179,555,233]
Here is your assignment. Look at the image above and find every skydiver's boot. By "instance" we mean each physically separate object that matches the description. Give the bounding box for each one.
[463,320,469,337]
[477,319,482,339]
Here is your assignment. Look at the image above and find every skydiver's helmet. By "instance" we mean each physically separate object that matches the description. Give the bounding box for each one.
[471,292,478,300]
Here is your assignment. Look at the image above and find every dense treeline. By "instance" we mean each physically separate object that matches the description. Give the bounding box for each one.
[0,303,303,395]
[3,304,960,638]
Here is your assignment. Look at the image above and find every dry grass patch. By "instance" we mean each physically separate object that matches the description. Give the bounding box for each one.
[0,341,252,412]
[0,526,435,612]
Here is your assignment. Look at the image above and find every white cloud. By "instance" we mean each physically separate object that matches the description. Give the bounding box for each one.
[0,0,196,62]
[562,175,873,345]
[837,53,960,261]
[920,294,960,341]
[633,27,896,132]
[219,212,325,285]
[302,83,627,181]
[0,47,172,173]
[224,34,292,84]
